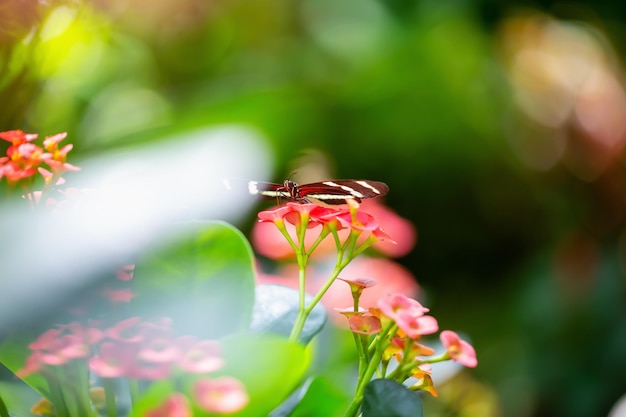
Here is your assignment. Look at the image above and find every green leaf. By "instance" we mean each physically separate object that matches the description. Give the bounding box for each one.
[0,333,48,397]
[0,391,9,417]
[251,285,327,345]
[269,376,349,417]
[219,334,311,417]
[362,379,423,417]
[132,220,256,339]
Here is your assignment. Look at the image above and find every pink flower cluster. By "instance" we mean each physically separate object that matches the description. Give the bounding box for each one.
[258,202,394,241]
[349,293,477,367]
[18,317,248,414]
[0,130,79,184]
[18,318,223,380]
[147,378,249,417]
[339,292,477,396]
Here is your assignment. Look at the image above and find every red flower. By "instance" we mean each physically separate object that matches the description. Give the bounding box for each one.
[0,130,38,145]
[194,377,249,413]
[440,330,478,368]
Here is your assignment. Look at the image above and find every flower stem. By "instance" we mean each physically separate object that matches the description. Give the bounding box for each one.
[102,379,118,417]
[128,379,141,408]
[45,372,70,417]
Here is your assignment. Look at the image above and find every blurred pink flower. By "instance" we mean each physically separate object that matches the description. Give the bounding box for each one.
[102,288,135,303]
[252,218,346,260]
[194,377,249,413]
[360,200,417,257]
[89,341,134,378]
[320,257,420,325]
[440,330,477,368]
[177,340,224,374]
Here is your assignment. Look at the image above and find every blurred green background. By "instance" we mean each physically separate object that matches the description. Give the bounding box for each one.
[2,0,626,416]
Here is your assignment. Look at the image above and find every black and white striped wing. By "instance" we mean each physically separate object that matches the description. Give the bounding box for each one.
[300,180,389,205]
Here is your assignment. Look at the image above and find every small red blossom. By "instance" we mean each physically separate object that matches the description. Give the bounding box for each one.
[194,377,249,414]
[146,393,192,417]
[258,203,339,228]
[440,330,478,368]
[0,130,38,145]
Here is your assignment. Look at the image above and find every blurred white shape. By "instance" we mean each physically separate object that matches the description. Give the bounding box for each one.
[0,125,271,331]
[609,393,626,417]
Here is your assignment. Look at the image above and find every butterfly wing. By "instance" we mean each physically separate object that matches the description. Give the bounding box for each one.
[300,180,389,205]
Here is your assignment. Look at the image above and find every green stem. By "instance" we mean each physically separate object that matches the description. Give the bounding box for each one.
[102,379,118,417]
[128,379,141,408]
[288,255,308,342]
[45,372,70,417]
[344,338,385,417]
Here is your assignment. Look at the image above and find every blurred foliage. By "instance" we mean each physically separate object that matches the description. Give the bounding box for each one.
[2,0,626,416]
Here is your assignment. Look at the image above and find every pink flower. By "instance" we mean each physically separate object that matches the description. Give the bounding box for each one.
[116,264,135,281]
[258,203,338,228]
[194,377,249,413]
[146,393,192,417]
[0,130,38,145]
[348,315,382,335]
[440,330,477,368]
[319,258,420,326]
[394,311,438,339]
[105,317,144,343]
[102,288,135,303]
[89,341,133,378]
[177,340,224,374]
[25,323,92,367]
[378,293,429,322]
[359,200,417,257]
